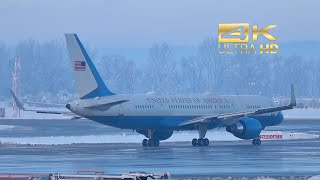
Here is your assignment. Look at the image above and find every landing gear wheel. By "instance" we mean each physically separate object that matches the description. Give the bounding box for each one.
[148,139,154,147]
[252,139,256,145]
[142,139,148,147]
[192,138,210,146]
[252,139,261,145]
[199,139,205,146]
[154,140,160,147]
[192,138,198,146]
[256,139,261,145]
[203,138,209,146]
[142,139,160,147]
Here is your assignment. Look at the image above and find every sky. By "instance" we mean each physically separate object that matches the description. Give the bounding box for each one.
[0,0,319,48]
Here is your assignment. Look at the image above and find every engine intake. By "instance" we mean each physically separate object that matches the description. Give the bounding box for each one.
[227,117,262,139]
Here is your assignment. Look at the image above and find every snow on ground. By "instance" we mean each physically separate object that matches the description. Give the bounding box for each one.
[256,178,276,180]
[283,108,320,118]
[309,175,320,180]
[0,125,14,130]
[0,131,318,145]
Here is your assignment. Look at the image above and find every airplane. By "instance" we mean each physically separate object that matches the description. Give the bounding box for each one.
[11,34,296,147]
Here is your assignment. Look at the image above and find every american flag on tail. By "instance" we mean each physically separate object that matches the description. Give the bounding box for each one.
[74,61,86,71]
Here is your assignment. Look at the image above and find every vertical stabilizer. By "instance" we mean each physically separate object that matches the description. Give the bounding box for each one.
[65,34,114,99]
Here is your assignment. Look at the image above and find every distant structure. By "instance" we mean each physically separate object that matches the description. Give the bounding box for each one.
[130,72,134,94]
[12,57,21,118]
[0,102,5,118]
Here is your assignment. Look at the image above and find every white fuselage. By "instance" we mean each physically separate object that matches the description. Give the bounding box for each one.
[70,94,274,117]
[67,94,281,130]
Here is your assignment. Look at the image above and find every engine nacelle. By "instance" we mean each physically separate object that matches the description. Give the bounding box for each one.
[226,117,262,139]
[137,130,173,141]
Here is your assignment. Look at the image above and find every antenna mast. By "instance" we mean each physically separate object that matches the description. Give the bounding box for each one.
[12,57,21,118]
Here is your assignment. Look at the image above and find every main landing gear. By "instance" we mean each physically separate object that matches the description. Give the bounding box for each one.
[192,138,209,146]
[142,139,160,147]
[192,124,209,146]
[141,129,160,147]
[252,138,261,145]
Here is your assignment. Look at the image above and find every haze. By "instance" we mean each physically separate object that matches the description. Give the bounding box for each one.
[0,0,319,47]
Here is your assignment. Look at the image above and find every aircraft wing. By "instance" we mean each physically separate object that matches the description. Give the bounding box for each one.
[179,85,296,126]
[10,90,80,118]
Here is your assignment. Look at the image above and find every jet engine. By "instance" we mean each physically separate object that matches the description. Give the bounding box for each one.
[226,117,262,139]
[137,130,173,140]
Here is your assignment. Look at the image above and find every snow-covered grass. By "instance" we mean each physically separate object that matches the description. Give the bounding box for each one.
[0,131,318,145]
[0,125,14,130]
[283,108,320,119]
[309,175,320,180]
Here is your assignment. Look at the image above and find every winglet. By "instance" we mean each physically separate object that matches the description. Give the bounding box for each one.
[10,90,25,111]
[290,84,296,107]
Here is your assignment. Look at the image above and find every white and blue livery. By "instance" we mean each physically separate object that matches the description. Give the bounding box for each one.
[12,34,296,147]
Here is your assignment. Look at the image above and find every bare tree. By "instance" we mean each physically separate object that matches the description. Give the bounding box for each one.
[148,43,177,94]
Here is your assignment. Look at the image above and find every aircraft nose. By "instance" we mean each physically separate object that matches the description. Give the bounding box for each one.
[66,104,71,110]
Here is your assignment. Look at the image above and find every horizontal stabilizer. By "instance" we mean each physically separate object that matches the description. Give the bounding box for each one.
[10,90,25,111]
[10,90,72,116]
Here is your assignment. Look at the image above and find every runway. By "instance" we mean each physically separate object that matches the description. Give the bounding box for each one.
[0,118,319,178]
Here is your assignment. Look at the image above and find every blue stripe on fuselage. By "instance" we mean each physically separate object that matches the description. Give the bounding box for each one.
[85,111,283,130]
